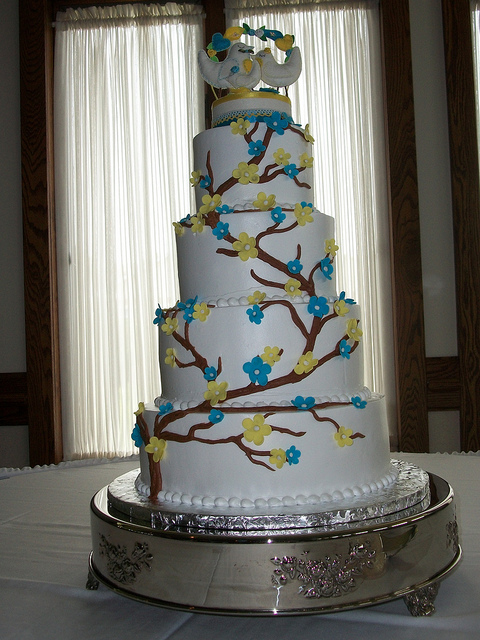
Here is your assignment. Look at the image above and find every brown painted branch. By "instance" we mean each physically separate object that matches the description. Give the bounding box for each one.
[260,298,310,341]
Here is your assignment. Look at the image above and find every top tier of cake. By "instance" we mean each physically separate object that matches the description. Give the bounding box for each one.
[211,90,292,127]
[191,91,314,211]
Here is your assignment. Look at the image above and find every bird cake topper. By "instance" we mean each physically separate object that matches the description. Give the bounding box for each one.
[198,23,302,96]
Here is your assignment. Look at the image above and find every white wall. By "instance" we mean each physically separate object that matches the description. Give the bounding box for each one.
[409,0,461,452]
[0,0,29,468]
[0,0,463,467]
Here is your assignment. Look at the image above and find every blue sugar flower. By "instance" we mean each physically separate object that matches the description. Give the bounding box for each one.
[243,356,271,386]
[131,424,143,448]
[286,445,301,465]
[216,204,234,215]
[280,112,294,125]
[199,175,211,189]
[270,206,286,224]
[153,305,165,325]
[158,402,173,415]
[183,308,195,324]
[203,366,218,381]
[287,259,303,274]
[352,396,367,409]
[339,339,351,359]
[246,304,264,325]
[301,201,313,209]
[265,111,289,135]
[291,396,315,411]
[284,164,299,179]
[248,140,266,156]
[339,291,356,305]
[177,296,198,311]
[320,257,334,280]
[212,221,229,240]
[209,408,224,424]
[307,295,329,318]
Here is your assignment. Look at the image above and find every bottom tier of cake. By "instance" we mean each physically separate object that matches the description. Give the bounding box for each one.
[137,394,394,508]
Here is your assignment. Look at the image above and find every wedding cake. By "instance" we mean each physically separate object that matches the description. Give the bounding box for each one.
[131,26,395,511]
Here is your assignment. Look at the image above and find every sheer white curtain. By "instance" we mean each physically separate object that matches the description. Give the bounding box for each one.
[225,0,395,427]
[54,3,204,459]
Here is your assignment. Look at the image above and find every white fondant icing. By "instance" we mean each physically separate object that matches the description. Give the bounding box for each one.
[137,397,394,506]
[158,301,366,404]
[176,207,336,303]
[192,123,313,210]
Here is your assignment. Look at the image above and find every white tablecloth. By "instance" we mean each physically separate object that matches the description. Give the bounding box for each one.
[0,453,478,640]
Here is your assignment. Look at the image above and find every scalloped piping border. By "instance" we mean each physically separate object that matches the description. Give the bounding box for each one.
[135,453,397,510]
[155,387,375,411]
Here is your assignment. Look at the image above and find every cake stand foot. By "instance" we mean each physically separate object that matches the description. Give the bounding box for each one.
[403,582,440,616]
[86,561,100,591]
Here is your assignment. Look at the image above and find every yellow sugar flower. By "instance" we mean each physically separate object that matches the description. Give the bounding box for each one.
[299,152,314,168]
[325,238,339,256]
[230,118,252,136]
[192,302,210,322]
[334,426,354,448]
[294,351,319,375]
[247,290,266,305]
[294,202,313,226]
[334,299,349,317]
[204,380,228,406]
[346,318,363,341]
[199,193,222,215]
[233,232,258,261]
[161,317,178,336]
[269,448,287,469]
[190,170,201,186]
[145,436,167,462]
[273,148,291,166]
[190,215,205,234]
[284,278,302,297]
[261,346,281,366]
[304,124,315,143]
[232,162,260,185]
[242,414,272,446]
[165,348,176,368]
[134,402,145,416]
[173,221,184,236]
[253,192,276,211]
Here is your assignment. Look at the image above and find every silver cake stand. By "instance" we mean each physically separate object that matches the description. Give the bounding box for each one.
[87,460,461,616]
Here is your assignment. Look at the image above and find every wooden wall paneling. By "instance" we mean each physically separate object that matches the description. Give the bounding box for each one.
[19,0,63,465]
[425,356,460,411]
[442,0,480,452]
[0,373,28,427]
[379,0,429,452]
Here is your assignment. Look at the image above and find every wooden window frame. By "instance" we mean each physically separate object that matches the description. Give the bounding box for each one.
[18,0,477,464]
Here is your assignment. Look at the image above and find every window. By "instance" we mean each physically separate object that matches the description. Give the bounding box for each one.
[54,4,204,458]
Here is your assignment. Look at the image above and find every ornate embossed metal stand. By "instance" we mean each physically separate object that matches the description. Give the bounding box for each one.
[88,461,461,616]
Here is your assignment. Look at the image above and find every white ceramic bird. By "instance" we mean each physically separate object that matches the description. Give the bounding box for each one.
[198,42,261,90]
[255,46,302,88]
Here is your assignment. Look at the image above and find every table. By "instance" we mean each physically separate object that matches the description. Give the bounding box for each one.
[0,453,478,640]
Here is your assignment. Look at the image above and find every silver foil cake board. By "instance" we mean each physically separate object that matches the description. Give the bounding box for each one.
[106,459,429,533]
[88,462,461,616]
